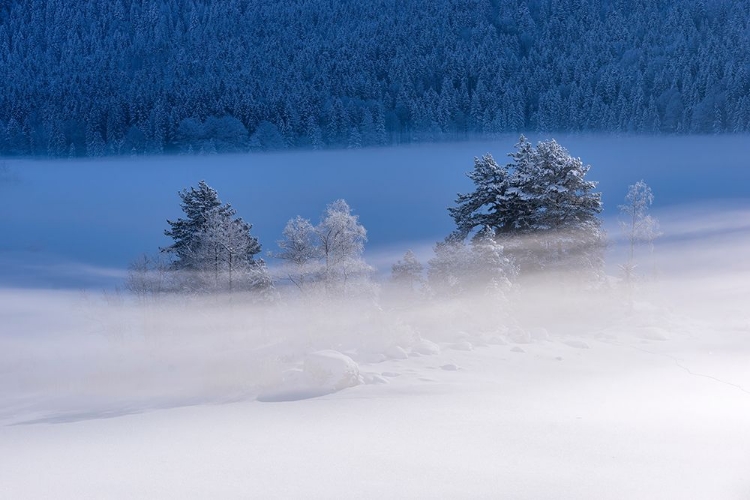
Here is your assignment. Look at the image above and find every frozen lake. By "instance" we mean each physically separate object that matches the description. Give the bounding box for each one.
[1,134,749,288]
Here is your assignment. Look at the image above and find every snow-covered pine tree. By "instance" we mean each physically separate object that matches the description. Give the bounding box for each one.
[467,226,516,295]
[391,250,424,294]
[192,207,263,293]
[515,138,605,275]
[449,136,604,276]
[163,180,267,293]
[448,154,514,239]
[163,180,227,269]
[427,236,471,298]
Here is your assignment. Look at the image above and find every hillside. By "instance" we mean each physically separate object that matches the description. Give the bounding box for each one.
[2,0,749,156]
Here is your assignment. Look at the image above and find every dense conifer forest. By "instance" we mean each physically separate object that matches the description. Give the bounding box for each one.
[2,0,749,156]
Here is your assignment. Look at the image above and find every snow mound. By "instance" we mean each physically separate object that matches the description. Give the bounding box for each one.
[449,341,473,351]
[510,346,525,353]
[256,369,328,402]
[257,350,360,402]
[488,336,508,346]
[355,351,387,364]
[441,363,460,371]
[564,340,590,349]
[638,327,669,341]
[384,345,409,360]
[303,350,361,391]
[529,327,550,341]
[412,338,440,355]
[509,328,532,344]
[362,373,389,384]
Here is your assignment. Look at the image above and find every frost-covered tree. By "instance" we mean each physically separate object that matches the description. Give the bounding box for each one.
[162,181,268,294]
[427,228,515,297]
[619,180,661,281]
[275,199,372,297]
[449,136,604,276]
[163,180,228,269]
[316,199,372,296]
[467,226,516,294]
[391,250,424,293]
[427,237,471,298]
[125,253,170,303]
[448,154,515,238]
[191,207,265,293]
[275,216,321,290]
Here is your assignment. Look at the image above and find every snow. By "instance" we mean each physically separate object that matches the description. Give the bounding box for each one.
[411,338,441,356]
[2,322,749,499]
[564,339,591,349]
[449,340,474,351]
[257,351,360,402]
[383,345,409,360]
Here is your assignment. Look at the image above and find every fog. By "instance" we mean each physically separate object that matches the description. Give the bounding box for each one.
[2,139,750,497]
[2,134,749,288]
[2,203,748,424]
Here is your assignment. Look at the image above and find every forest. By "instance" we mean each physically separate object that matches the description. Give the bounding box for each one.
[2,0,749,156]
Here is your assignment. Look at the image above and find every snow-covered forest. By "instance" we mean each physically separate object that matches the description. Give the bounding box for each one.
[2,0,750,156]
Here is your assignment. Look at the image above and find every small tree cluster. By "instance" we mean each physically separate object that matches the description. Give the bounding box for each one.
[448,136,605,277]
[391,250,424,296]
[276,199,373,298]
[161,181,271,295]
[427,227,516,298]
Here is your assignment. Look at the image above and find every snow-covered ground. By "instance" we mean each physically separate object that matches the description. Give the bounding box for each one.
[2,252,749,499]
[1,316,749,499]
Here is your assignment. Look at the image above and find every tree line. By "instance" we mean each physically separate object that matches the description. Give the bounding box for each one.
[127,137,659,302]
[2,0,749,157]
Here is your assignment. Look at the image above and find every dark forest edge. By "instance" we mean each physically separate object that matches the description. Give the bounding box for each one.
[2,0,749,157]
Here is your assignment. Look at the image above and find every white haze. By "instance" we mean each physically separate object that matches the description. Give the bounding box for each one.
[1,205,750,498]
[1,138,750,498]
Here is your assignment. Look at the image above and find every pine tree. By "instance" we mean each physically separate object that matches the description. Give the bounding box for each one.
[427,236,471,298]
[163,180,266,293]
[163,180,228,270]
[391,250,424,293]
[449,136,604,275]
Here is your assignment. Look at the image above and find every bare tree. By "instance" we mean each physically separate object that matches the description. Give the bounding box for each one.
[275,216,321,291]
[619,180,661,282]
[275,199,372,298]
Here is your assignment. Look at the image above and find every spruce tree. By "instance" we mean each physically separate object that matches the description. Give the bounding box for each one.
[449,136,604,275]
[163,180,267,293]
